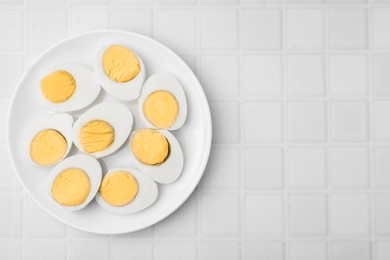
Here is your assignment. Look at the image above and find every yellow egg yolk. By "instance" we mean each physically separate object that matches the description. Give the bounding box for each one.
[51,168,91,206]
[131,129,169,165]
[30,129,67,166]
[102,45,140,83]
[143,90,179,128]
[40,70,76,103]
[79,120,115,154]
[99,171,138,207]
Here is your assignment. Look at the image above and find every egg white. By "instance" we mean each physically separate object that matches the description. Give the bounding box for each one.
[95,167,158,214]
[26,113,73,167]
[94,44,146,101]
[72,103,133,158]
[130,130,184,184]
[38,64,101,112]
[46,154,102,211]
[138,73,187,130]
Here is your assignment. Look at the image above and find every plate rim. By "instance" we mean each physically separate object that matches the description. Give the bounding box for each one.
[7,29,212,234]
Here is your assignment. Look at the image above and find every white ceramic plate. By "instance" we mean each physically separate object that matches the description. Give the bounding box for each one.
[7,30,212,234]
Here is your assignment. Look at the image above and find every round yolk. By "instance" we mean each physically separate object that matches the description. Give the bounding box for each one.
[51,168,91,206]
[40,70,76,103]
[99,171,138,207]
[30,129,67,166]
[143,90,179,128]
[102,45,140,83]
[130,129,169,165]
[79,120,115,154]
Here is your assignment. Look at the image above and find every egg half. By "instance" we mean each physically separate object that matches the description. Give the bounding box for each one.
[72,103,133,158]
[38,64,101,112]
[95,44,146,101]
[95,168,158,214]
[27,113,73,167]
[46,154,102,211]
[138,73,187,130]
[130,129,184,184]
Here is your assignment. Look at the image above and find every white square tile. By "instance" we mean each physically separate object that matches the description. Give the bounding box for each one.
[376,241,390,260]
[69,241,111,260]
[0,193,22,238]
[288,194,327,236]
[374,147,390,188]
[114,10,153,37]
[0,241,22,260]
[155,194,197,237]
[0,56,23,98]
[0,11,23,51]
[28,10,67,51]
[243,55,282,97]
[115,0,153,4]
[202,194,240,236]
[330,101,368,142]
[26,241,66,260]
[373,55,390,96]
[200,0,238,4]
[179,54,197,75]
[118,242,155,258]
[201,10,238,50]
[287,55,325,97]
[287,102,326,142]
[156,242,197,260]
[288,242,327,260]
[286,9,324,50]
[28,0,65,3]
[287,0,324,2]
[71,0,109,4]
[0,146,21,191]
[0,0,22,3]
[113,242,153,260]
[288,147,326,189]
[68,227,110,239]
[209,101,240,143]
[331,194,370,236]
[243,9,281,50]
[0,100,9,145]
[375,194,390,235]
[156,0,195,4]
[243,102,283,143]
[244,147,283,190]
[70,11,110,35]
[329,0,366,2]
[332,242,371,260]
[25,197,66,238]
[244,194,284,236]
[200,55,239,98]
[242,0,281,2]
[156,10,196,52]
[374,101,390,141]
[374,0,390,2]
[201,241,240,260]
[328,9,367,49]
[113,226,154,239]
[243,242,284,260]
[200,146,240,190]
[373,9,390,49]
[330,147,369,188]
[329,55,368,97]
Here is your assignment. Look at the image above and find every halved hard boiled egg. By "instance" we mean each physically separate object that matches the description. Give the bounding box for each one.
[47,154,102,211]
[95,44,146,101]
[27,113,73,167]
[95,168,158,214]
[130,129,184,184]
[138,73,187,130]
[39,64,101,112]
[72,103,133,158]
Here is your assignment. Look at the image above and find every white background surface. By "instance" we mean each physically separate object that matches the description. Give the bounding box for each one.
[1,0,390,259]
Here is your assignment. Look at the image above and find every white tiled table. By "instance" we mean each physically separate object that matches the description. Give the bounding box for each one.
[1,0,390,259]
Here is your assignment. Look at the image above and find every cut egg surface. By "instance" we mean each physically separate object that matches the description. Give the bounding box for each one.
[39,64,101,112]
[95,44,146,101]
[27,113,73,167]
[130,129,184,184]
[138,73,187,130]
[95,168,158,214]
[72,103,133,158]
[46,154,102,211]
